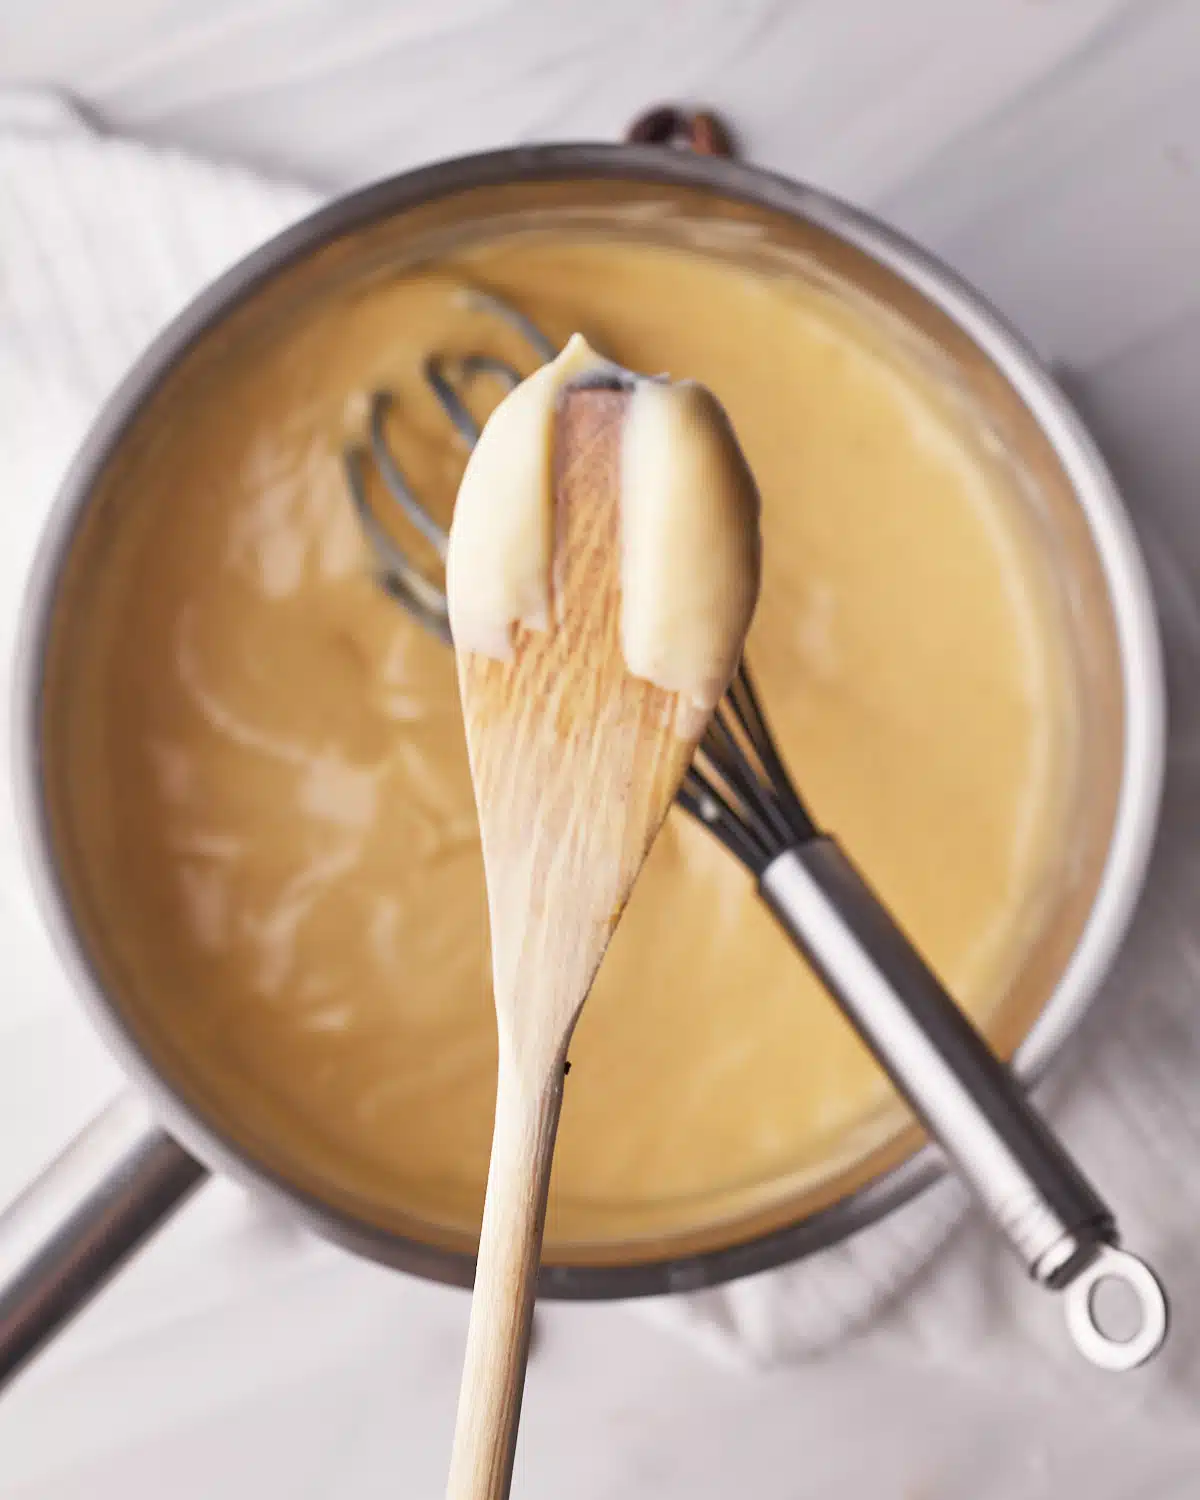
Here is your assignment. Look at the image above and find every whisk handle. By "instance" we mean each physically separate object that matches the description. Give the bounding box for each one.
[759,839,1167,1370]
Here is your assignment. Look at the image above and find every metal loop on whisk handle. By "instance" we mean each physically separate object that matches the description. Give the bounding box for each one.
[760,839,1168,1371]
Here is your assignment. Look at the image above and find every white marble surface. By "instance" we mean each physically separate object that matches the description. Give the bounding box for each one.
[3,0,1200,1494]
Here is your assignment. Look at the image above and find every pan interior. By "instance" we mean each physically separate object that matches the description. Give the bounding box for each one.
[37,179,1122,1271]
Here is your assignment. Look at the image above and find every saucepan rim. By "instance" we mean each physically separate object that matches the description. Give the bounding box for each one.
[12,143,1165,1298]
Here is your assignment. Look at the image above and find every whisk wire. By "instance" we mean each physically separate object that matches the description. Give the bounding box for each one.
[720,665,818,842]
[344,444,452,644]
[460,289,558,362]
[697,705,792,853]
[677,766,774,873]
[367,393,450,561]
[424,354,525,448]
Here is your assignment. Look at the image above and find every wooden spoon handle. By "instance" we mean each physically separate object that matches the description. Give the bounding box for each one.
[445,1063,565,1500]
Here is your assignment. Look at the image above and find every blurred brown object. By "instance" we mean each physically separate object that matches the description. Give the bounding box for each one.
[625,105,735,157]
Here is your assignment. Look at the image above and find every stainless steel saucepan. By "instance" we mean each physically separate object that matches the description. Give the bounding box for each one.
[0,145,1165,1388]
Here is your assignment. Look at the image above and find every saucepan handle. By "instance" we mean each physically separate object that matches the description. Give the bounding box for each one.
[759,837,1168,1370]
[0,1090,206,1390]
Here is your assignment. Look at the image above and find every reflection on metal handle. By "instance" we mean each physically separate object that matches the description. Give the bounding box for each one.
[0,1092,206,1390]
[759,839,1167,1370]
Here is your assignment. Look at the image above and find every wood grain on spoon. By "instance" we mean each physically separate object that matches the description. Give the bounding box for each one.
[444,328,760,1498]
[445,385,707,1500]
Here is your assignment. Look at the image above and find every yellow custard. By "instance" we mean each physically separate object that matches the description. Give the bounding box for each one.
[50,238,1073,1249]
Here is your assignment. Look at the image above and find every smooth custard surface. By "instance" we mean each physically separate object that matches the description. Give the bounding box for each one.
[55,238,1074,1246]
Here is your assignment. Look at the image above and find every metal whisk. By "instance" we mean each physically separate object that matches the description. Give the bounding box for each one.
[344,290,1166,1370]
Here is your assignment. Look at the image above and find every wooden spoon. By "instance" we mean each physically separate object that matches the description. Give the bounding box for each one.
[444,385,712,1500]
